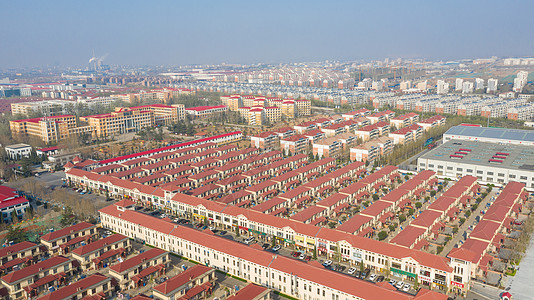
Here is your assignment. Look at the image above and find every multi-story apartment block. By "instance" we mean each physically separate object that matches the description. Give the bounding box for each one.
[251,132,280,149]
[313,137,342,158]
[185,105,228,117]
[80,108,154,138]
[10,115,94,143]
[280,134,309,155]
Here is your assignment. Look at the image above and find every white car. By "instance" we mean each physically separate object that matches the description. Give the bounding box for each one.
[347,267,356,275]
[369,274,377,281]
[299,253,306,260]
[402,283,411,292]
[272,245,281,252]
[244,237,256,244]
[323,260,333,267]
[395,281,404,289]
[389,279,397,286]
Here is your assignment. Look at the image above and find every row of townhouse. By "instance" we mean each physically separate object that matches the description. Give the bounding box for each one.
[71,162,459,292]
[389,176,479,250]
[96,131,243,167]
[99,201,447,300]
[447,181,527,294]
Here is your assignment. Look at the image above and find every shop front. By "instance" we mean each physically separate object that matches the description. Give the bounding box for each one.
[390,267,417,282]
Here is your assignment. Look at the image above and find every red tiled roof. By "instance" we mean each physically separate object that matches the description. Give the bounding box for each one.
[0,241,37,259]
[109,248,167,273]
[41,222,95,242]
[72,234,129,256]
[36,273,109,300]
[227,284,268,300]
[1,256,71,284]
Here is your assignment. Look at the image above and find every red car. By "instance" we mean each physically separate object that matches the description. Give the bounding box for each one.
[514,220,523,225]
[292,252,300,257]
[305,256,312,261]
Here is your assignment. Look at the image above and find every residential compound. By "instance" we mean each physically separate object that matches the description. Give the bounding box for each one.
[10,104,185,142]
[63,130,496,298]
[221,94,311,125]
[251,110,444,161]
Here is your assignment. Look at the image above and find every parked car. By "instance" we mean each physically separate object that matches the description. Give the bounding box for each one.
[389,279,397,286]
[395,281,404,289]
[305,256,312,261]
[262,243,270,249]
[322,260,333,267]
[272,245,281,252]
[347,267,356,275]
[219,230,227,235]
[377,275,384,282]
[244,237,255,244]
[402,283,411,292]
[299,253,306,260]
[291,252,300,257]
[369,274,377,281]
[355,271,361,278]
[514,219,524,225]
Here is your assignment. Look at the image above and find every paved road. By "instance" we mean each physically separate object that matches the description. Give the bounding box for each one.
[441,189,497,256]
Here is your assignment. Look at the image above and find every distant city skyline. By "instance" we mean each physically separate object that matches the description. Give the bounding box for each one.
[1,0,534,68]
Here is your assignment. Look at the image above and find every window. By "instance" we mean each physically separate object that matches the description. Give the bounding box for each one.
[454,275,462,283]
[477,170,483,174]
[520,176,527,180]
[509,174,516,179]
[457,168,463,171]
[447,167,453,170]
[428,164,434,168]
[466,169,473,173]
[438,165,443,169]
[498,173,505,177]
[487,172,494,175]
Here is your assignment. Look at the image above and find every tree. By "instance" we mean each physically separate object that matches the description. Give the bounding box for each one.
[60,207,75,226]
[408,208,415,216]
[378,231,388,241]
[430,190,437,197]
[372,194,379,201]
[388,224,396,232]
[465,211,472,218]
[6,226,26,243]
[415,202,422,209]
[399,214,406,223]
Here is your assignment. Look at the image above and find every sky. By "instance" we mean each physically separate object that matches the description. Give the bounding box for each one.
[1,0,533,68]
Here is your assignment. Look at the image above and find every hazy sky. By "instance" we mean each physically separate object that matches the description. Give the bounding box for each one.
[1,0,533,68]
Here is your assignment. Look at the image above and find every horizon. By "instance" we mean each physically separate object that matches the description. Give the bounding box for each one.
[1,0,534,68]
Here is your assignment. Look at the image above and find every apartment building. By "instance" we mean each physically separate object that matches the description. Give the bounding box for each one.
[280,134,309,155]
[80,108,154,138]
[11,100,76,117]
[128,103,185,125]
[10,115,94,143]
[251,132,280,149]
[313,137,342,159]
[185,105,228,117]
[0,186,30,223]
[0,242,44,267]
